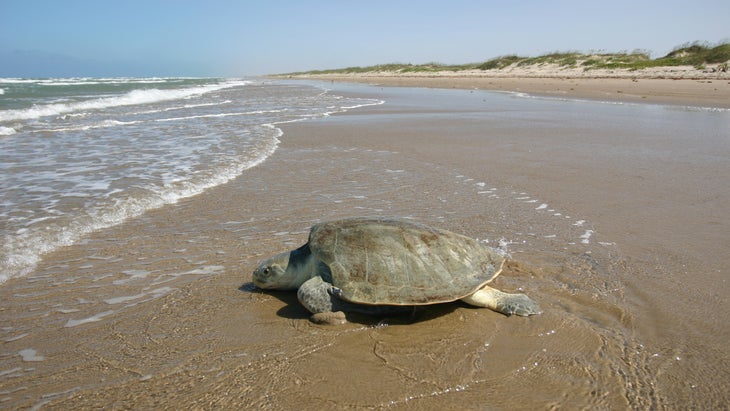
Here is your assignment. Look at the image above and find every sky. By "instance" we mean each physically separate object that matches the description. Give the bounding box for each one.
[1,0,729,77]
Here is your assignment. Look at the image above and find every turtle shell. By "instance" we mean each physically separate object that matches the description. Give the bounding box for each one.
[308,218,505,305]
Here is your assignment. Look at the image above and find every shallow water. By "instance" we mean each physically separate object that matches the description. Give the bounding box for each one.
[1,81,728,409]
[0,78,381,282]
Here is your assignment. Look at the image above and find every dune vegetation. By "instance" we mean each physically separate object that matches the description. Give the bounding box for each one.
[285,42,730,75]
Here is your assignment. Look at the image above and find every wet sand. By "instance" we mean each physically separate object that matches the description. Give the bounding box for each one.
[288,74,730,109]
[1,82,729,409]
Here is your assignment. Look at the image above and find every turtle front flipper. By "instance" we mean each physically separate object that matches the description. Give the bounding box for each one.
[297,276,347,324]
[461,285,542,316]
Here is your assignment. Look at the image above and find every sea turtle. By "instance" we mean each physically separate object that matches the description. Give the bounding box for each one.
[253,217,541,324]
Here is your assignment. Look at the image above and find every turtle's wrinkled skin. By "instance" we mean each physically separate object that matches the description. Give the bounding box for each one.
[253,218,541,324]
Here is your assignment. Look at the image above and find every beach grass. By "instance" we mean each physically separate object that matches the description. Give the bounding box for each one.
[283,41,730,75]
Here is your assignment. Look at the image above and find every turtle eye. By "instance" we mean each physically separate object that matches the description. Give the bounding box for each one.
[263,267,271,275]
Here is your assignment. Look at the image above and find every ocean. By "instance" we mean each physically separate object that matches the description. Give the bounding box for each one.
[0,78,382,282]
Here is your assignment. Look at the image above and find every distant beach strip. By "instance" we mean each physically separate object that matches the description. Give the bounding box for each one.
[275,42,730,109]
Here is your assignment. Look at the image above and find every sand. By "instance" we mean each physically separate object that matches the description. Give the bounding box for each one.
[1,80,729,409]
[282,67,730,109]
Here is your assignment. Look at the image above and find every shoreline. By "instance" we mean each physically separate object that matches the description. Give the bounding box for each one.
[277,72,730,108]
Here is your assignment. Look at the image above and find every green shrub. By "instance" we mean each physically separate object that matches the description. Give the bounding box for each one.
[706,43,730,63]
[279,41,729,75]
[476,55,522,70]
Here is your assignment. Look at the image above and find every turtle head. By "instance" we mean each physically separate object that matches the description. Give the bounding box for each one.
[253,251,292,289]
[254,250,312,290]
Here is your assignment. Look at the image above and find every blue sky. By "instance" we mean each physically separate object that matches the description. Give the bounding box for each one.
[1,0,728,77]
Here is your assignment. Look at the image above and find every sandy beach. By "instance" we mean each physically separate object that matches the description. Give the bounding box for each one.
[284,66,730,109]
[1,79,729,409]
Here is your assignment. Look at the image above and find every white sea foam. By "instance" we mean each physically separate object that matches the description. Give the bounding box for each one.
[104,287,173,305]
[580,230,594,244]
[112,269,152,285]
[151,266,226,285]
[343,100,385,110]
[0,77,190,86]
[131,100,232,116]
[179,265,225,276]
[3,333,29,342]
[0,79,250,122]
[0,367,23,377]
[64,310,116,328]
[155,111,253,122]
[38,119,141,133]
[0,126,16,135]
[18,349,45,362]
[55,308,81,314]
[36,78,174,86]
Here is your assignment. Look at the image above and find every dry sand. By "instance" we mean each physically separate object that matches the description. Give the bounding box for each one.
[1,80,728,409]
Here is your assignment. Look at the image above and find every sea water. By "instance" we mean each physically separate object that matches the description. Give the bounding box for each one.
[0,77,382,282]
